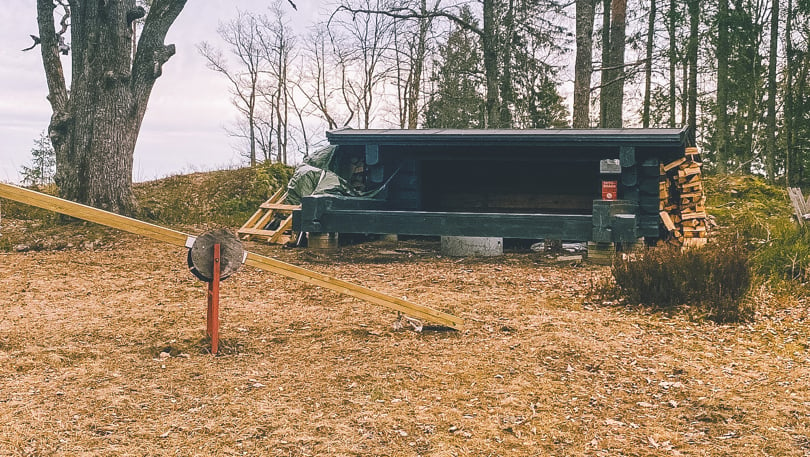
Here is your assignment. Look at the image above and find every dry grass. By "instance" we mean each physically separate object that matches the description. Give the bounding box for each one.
[1,225,810,456]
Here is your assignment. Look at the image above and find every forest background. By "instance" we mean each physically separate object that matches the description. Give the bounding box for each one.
[4,0,810,190]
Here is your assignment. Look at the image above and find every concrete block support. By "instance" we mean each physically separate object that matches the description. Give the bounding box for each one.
[441,236,503,257]
[308,232,339,251]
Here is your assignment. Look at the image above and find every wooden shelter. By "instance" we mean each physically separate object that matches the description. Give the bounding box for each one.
[293,128,695,245]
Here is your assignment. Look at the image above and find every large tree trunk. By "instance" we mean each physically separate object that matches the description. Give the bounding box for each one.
[715,0,729,173]
[498,0,515,128]
[408,0,431,129]
[573,0,596,128]
[599,0,611,127]
[667,0,677,127]
[765,0,779,180]
[482,0,501,127]
[785,0,796,184]
[37,0,186,215]
[601,0,626,128]
[686,0,698,144]
[642,0,656,128]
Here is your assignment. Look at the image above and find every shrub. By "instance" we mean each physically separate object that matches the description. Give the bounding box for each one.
[610,242,753,323]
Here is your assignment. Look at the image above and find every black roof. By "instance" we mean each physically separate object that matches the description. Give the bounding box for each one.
[326,128,690,148]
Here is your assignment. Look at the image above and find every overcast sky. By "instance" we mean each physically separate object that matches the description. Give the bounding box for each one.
[0,0,320,184]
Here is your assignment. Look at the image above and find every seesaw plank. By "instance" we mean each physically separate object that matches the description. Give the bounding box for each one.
[0,182,462,329]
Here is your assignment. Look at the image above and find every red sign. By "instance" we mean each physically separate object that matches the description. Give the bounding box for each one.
[602,180,618,200]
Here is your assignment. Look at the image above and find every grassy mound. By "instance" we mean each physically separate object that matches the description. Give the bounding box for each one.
[134,162,293,227]
[0,163,293,252]
[706,175,810,284]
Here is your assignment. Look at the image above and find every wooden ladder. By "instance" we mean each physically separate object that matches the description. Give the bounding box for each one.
[237,187,300,243]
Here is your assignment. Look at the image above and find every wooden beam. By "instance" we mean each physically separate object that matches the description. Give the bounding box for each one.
[0,182,462,329]
[259,203,300,211]
[304,208,593,240]
[0,183,189,246]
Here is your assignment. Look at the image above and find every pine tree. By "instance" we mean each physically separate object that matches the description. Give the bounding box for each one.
[20,131,56,187]
[423,8,486,128]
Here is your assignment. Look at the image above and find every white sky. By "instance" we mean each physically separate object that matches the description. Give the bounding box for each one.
[0,1,588,185]
[0,0,321,184]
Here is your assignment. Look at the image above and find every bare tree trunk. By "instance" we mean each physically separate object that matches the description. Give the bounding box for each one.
[785,0,795,184]
[498,0,515,128]
[393,23,409,129]
[715,0,729,173]
[599,0,611,127]
[601,0,626,128]
[306,27,339,130]
[37,0,185,214]
[482,0,500,127]
[765,0,779,180]
[681,58,688,127]
[407,0,431,129]
[574,0,596,128]
[642,0,656,128]
[686,0,698,144]
[667,0,677,127]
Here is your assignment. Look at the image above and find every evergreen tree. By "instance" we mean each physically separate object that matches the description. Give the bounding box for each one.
[423,8,486,128]
[20,131,56,187]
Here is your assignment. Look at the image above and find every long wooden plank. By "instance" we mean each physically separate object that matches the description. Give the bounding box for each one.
[0,182,462,329]
[0,183,188,246]
[244,253,463,328]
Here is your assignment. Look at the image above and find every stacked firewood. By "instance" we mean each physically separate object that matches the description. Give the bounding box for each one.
[659,147,708,248]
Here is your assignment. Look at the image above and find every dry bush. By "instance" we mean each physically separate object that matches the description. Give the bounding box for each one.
[610,242,753,323]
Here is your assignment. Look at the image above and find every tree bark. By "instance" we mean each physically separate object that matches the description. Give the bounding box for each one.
[573,0,596,128]
[482,0,501,127]
[785,0,795,184]
[599,0,611,127]
[715,0,729,173]
[37,0,185,214]
[686,0,698,144]
[667,0,677,127]
[601,0,626,128]
[642,0,656,128]
[765,0,779,180]
[498,0,515,128]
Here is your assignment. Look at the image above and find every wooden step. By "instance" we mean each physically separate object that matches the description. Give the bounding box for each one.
[259,203,300,211]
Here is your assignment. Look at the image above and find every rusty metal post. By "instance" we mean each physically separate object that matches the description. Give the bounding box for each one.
[207,243,221,355]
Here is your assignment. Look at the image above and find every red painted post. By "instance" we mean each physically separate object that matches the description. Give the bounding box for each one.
[207,243,221,355]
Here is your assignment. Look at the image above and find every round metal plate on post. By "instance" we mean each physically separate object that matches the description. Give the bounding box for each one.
[188,229,245,282]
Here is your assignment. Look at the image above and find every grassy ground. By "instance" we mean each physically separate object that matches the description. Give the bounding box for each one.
[1,171,809,456]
